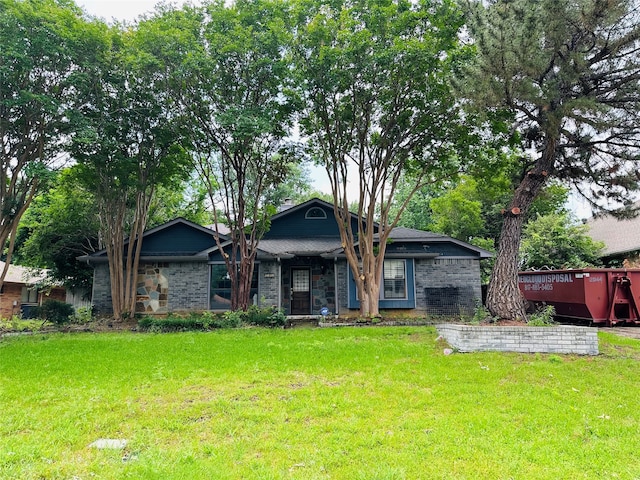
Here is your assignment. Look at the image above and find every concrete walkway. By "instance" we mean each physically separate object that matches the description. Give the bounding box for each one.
[599,327,640,340]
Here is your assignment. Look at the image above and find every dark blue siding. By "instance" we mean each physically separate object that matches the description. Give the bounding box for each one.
[386,242,479,257]
[265,205,363,238]
[140,223,216,256]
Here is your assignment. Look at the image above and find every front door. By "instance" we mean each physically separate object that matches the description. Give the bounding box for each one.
[291,268,311,315]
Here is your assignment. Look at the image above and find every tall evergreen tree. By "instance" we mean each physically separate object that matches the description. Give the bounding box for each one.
[463,0,640,320]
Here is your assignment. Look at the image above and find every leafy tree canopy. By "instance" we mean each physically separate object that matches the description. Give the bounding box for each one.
[520,213,604,270]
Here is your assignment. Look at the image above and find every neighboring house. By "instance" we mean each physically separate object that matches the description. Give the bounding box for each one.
[586,211,640,265]
[0,262,66,319]
[80,198,492,318]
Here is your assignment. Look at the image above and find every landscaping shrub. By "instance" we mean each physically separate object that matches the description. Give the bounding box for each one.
[527,304,556,326]
[137,307,286,332]
[70,306,93,324]
[138,316,206,332]
[245,305,286,327]
[35,300,74,326]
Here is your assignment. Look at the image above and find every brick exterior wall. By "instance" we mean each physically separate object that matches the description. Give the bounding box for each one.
[92,261,210,315]
[90,256,484,317]
[336,261,349,314]
[0,284,66,319]
[415,258,481,316]
[258,261,279,307]
[337,257,483,316]
[165,262,209,312]
[436,324,599,355]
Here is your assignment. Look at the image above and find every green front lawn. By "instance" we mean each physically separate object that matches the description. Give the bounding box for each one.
[1,327,639,479]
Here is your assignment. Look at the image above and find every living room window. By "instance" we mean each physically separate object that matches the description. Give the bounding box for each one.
[210,264,258,310]
[383,259,406,299]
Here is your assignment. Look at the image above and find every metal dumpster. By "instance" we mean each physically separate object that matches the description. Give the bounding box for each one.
[518,268,640,326]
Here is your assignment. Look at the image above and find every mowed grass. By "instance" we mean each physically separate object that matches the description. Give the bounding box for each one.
[1,327,639,479]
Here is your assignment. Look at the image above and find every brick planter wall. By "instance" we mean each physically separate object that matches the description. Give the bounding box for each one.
[436,324,598,355]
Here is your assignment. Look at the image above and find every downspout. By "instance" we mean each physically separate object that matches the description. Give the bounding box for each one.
[277,257,282,311]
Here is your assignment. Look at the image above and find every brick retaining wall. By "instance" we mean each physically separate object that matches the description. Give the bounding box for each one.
[436,324,598,355]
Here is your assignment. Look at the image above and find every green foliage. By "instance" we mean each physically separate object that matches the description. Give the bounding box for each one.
[527,305,556,326]
[245,305,287,328]
[13,170,99,291]
[142,0,303,310]
[0,314,42,333]
[520,213,604,270]
[472,301,496,324]
[0,0,97,269]
[70,306,93,324]
[137,306,286,332]
[430,178,484,242]
[34,300,74,326]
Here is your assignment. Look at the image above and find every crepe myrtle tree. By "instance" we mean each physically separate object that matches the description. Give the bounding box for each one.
[463,0,640,320]
[71,21,191,321]
[141,0,302,311]
[295,0,473,317]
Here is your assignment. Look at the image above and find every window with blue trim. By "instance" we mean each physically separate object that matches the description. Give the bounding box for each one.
[383,259,406,299]
[348,259,415,308]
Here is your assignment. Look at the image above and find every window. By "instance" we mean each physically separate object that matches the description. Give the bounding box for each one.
[383,260,406,299]
[347,258,415,309]
[210,264,259,310]
[305,207,327,219]
[21,286,39,304]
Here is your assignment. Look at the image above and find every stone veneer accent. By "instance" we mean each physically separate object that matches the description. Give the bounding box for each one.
[135,263,169,313]
[436,324,599,355]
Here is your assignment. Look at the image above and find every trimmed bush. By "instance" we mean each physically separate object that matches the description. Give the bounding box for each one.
[137,307,286,332]
[35,300,74,326]
[245,305,286,327]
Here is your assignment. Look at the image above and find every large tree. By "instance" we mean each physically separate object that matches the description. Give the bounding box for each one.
[463,0,640,320]
[70,21,190,320]
[295,0,471,316]
[0,0,92,287]
[145,0,301,311]
[13,169,99,292]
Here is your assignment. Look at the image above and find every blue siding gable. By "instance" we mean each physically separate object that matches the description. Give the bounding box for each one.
[140,222,216,256]
[265,200,365,239]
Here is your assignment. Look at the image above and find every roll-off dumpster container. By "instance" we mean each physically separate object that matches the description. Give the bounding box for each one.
[518,268,640,326]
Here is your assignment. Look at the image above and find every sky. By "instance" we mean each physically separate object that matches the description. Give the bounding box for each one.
[78,0,176,22]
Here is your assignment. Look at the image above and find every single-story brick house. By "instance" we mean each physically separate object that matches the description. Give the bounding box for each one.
[0,261,66,319]
[80,198,491,318]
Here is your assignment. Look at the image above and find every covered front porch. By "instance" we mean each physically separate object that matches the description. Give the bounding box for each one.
[279,257,336,317]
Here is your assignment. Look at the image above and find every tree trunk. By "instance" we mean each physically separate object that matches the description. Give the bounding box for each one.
[486,212,528,320]
[486,135,558,320]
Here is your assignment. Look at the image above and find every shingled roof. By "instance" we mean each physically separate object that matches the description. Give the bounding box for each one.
[0,261,46,285]
[587,214,640,257]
